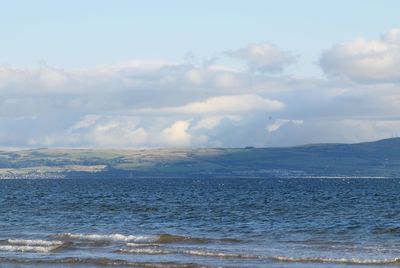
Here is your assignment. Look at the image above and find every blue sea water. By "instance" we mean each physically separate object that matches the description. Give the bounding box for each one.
[1,177,400,267]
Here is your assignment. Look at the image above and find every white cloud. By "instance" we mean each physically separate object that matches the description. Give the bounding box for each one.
[320,28,400,83]
[90,119,148,147]
[28,116,149,148]
[91,125,148,148]
[161,120,192,147]
[138,94,284,115]
[2,35,400,149]
[213,72,238,88]
[0,64,67,93]
[0,57,293,148]
[69,115,102,131]
[192,115,241,130]
[185,69,204,85]
[267,119,304,133]
[225,43,296,73]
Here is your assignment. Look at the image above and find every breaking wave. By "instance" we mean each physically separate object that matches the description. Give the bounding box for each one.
[126,242,160,247]
[181,249,253,259]
[120,244,256,259]
[0,239,65,253]
[53,232,240,244]
[0,256,206,267]
[117,248,170,255]
[271,256,400,265]
[53,233,157,243]
[7,239,63,247]
[155,234,240,244]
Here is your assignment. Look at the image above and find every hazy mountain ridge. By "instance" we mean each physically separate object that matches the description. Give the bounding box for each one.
[1,138,400,178]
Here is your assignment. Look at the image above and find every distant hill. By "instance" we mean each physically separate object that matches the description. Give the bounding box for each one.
[1,138,400,179]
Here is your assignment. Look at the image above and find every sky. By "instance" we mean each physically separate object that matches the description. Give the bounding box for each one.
[1,0,400,149]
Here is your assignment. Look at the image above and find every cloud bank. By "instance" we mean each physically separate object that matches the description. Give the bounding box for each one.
[320,29,400,83]
[225,43,296,73]
[1,31,400,149]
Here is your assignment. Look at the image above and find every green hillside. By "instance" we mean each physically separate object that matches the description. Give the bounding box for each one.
[1,138,400,178]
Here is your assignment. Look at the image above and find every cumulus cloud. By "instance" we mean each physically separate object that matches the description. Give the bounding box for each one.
[27,116,148,148]
[0,58,287,148]
[1,34,400,149]
[267,119,304,133]
[88,120,148,148]
[0,64,69,94]
[161,120,193,147]
[192,115,241,130]
[225,43,297,73]
[320,28,400,83]
[136,94,284,115]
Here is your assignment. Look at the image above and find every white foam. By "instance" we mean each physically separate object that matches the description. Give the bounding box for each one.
[272,256,400,265]
[182,249,250,258]
[126,242,159,247]
[0,244,59,253]
[56,233,157,242]
[121,246,252,258]
[7,239,63,247]
[118,248,169,255]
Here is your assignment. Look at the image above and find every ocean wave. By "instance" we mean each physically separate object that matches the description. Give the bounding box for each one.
[117,248,170,255]
[0,256,207,267]
[119,245,400,263]
[54,233,157,243]
[181,249,254,259]
[120,245,255,259]
[126,242,160,247]
[271,256,400,265]
[53,232,240,245]
[0,245,59,253]
[155,234,241,244]
[0,239,65,253]
[7,239,63,247]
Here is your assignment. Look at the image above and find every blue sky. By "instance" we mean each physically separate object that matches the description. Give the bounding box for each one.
[2,0,399,73]
[1,1,400,148]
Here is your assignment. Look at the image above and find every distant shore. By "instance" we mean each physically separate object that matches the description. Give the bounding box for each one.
[1,137,400,178]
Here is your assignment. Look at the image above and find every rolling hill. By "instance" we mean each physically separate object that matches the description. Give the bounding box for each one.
[1,138,400,179]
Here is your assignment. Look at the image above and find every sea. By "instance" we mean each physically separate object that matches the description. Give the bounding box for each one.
[1,177,400,268]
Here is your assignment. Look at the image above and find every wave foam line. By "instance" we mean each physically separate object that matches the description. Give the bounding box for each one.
[7,239,63,247]
[119,246,400,263]
[54,233,240,244]
[126,242,160,247]
[155,234,241,244]
[54,233,157,243]
[0,245,60,253]
[117,248,170,255]
[272,256,400,265]
[120,245,256,259]
[0,256,208,267]
[182,249,253,259]
[0,239,65,253]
